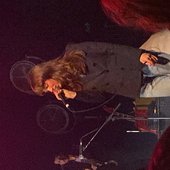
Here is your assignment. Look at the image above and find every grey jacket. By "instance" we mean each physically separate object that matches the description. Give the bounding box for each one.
[65,42,143,98]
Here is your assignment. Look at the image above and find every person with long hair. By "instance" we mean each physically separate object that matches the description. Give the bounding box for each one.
[28,41,170,103]
[100,0,170,32]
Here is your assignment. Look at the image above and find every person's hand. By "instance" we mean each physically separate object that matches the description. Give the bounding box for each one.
[140,53,158,66]
[51,88,62,100]
[62,89,77,99]
[53,89,77,100]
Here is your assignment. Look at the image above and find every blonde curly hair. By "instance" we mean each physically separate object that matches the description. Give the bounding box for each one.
[28,50,87,95]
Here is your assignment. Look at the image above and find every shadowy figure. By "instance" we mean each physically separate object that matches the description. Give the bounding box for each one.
[54,154,118,170]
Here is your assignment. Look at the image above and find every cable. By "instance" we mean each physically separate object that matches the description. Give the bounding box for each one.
[65,94,117,113]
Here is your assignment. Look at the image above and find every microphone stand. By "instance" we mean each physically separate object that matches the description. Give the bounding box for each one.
[79,103,121,157]
[79,128,99,159]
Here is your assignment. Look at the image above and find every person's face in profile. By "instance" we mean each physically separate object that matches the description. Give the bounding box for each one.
[44,79,62,100]
[44,79,61,93]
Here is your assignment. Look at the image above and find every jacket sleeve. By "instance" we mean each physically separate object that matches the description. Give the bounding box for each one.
[65,41,142,60]
[65,41,117,53]
[75,90,111,103]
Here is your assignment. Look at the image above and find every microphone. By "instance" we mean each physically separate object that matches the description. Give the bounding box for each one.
[58,91,69,108]
[156,56,170,65]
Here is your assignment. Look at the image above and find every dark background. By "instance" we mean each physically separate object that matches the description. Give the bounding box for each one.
[0,0,158,170]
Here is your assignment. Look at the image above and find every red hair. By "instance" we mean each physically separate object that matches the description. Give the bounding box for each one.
[100,0,170,32]
[147,127,170,169]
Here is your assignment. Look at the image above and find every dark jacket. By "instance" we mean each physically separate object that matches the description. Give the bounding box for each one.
[65,42,143,98]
